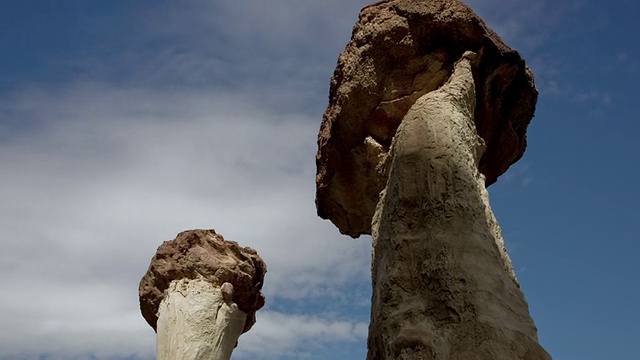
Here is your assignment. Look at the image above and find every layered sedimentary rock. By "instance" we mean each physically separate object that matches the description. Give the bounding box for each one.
[139,229,266,360]
[316,1,549,359]
[316,0,537,238]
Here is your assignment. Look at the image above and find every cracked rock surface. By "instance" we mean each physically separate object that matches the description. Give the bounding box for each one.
[139,229,266,334]
[316,1,550,359]
[368,52,550,360]
[316,0,538,237]
[156,278,247,360]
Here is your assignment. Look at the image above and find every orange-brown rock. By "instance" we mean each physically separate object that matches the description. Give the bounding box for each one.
[139,229,266,334]
[316,0,538,237]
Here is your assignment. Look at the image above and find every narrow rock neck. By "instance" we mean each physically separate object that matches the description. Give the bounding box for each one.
[368,53,550,360]
[156,279,247,360]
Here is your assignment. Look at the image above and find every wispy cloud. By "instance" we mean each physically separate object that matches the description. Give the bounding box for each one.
[528,54,616,109]
[1,1,601,359]
[465,0,561,54]
[465,0,622,112]
[0,79,371,359]
[0,1,383,358]
[235,311,368,359]
[573,90,613,105]
[602,51,640,74]
[498,161,534,189]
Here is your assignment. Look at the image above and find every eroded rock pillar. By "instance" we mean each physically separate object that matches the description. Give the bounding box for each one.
[368,52,550,360]
[157,279,246,360]
[139,229,266,360]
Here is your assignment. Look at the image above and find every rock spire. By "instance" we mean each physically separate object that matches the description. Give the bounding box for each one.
[139,229,266,360]
[316,1,550,359]
[316,0,537,238]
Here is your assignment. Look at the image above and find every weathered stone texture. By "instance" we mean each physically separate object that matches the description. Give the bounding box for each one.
[368,52,550,360]
[316,0,549,358]
[139,229,266,334]
[316,0,538,237]
[156,279,247,360]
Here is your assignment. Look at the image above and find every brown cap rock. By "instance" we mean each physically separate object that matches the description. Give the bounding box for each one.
[139,229,266,333]
[316,0,538,237]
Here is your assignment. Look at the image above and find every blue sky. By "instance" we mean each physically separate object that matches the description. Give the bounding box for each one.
[0,1,638,360]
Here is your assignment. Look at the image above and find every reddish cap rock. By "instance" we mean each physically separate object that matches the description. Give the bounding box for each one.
[316,0,538,237]
[139,229,266,333]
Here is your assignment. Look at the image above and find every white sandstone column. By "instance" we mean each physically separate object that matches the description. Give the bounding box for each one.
[156,279,247,360]
[368,52,550,359]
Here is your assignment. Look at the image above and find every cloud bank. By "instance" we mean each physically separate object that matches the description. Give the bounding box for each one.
[0,1,561,359]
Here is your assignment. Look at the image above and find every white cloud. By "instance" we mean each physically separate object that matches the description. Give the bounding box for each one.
[0,80,371,359]
[0,2,381,357]
[573,90,613,105]
[0,280,155,360]
[498,161,535,189]
[464,0,551,53]
[235,310,368,359]
[0,1,574,359]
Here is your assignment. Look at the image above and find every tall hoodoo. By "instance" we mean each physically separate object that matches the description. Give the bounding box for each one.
[316,0,537,238]
[316,1,550,359]
[139,229,266,360]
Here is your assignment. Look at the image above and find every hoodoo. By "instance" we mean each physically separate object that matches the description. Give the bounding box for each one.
[316,1,550,359]
[139,229,266,360]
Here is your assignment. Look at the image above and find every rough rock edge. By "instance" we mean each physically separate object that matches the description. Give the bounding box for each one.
[156,278,247,360]
[139,229,266,333]
[316,0,538,237]
[367,51,550,359]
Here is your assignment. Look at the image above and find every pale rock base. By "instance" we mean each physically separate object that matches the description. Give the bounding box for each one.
[157,278,247,360]
[368,52,551,359]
